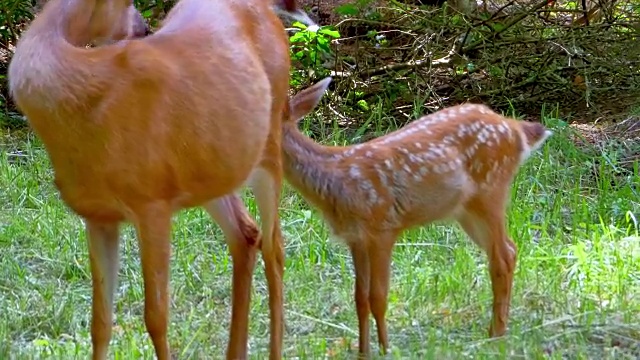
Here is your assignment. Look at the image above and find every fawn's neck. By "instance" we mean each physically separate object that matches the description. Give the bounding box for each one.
[282,124,353,207]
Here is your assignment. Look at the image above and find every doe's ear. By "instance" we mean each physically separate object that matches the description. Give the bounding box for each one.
[289,77,332,123]
[273,0,317,27]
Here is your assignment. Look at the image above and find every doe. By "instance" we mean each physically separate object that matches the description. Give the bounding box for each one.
[8,0,309,359]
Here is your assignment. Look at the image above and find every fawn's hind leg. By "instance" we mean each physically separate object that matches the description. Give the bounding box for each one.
[457,197,516,337]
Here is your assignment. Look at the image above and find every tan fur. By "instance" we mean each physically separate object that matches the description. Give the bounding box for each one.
[283,77,552,357]
[7,0,310,359]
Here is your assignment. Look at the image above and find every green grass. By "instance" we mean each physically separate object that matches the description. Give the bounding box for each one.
[1,108,639,359]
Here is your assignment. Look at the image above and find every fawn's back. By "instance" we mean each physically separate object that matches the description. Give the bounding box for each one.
[10,0,290,221]
[285,82,550,238]
[337,105,543,228]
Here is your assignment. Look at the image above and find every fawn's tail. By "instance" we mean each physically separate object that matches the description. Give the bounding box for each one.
[520,121,553,153]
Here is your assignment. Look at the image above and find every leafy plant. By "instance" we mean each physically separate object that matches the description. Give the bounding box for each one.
[0,0,35,47]
[133,0,178,27]
[288,22,341,86]
[335,0,380,20]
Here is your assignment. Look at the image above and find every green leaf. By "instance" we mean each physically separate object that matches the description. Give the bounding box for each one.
[317,42,331,54]
[33,339,50,347]
[492,23,506,32]
[335,4,359,16]
[289,32,306,42]
[292,21,307,30]
[319,28,341,38]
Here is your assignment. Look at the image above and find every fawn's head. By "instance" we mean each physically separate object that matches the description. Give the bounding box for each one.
[67,0,149,46]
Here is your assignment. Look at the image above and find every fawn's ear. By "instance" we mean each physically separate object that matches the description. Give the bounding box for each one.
[289,77,332,123]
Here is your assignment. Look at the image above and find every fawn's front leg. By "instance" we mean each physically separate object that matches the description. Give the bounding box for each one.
[349,241,371,357]
[368,233,397,354]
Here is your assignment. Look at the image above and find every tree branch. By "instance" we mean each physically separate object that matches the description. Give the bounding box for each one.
[330,51,454,79]
[460,0,553,55]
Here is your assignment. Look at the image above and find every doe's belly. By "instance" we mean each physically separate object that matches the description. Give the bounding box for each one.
[51,129,268,222]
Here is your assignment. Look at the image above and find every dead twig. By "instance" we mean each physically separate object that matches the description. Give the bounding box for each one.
[460,0,554,55]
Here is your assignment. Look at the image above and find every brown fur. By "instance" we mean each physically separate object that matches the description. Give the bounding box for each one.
[7,0,310,359]
[283,77,552,357]
[521,122,547,147]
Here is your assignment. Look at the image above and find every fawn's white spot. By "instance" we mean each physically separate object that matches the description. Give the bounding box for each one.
[478,106,491,114]
[408,153,424,164]
[344,145,363,157]
[374,164,389,187]
[457,125,471,137]
[464,146,476,159]
[349,164,361,179]
[442,135,455,145]
[392,168,409,188]
[433,163,447,174]
[358,179,378,206]
[457,106,470,115]
[449,159,462,170]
